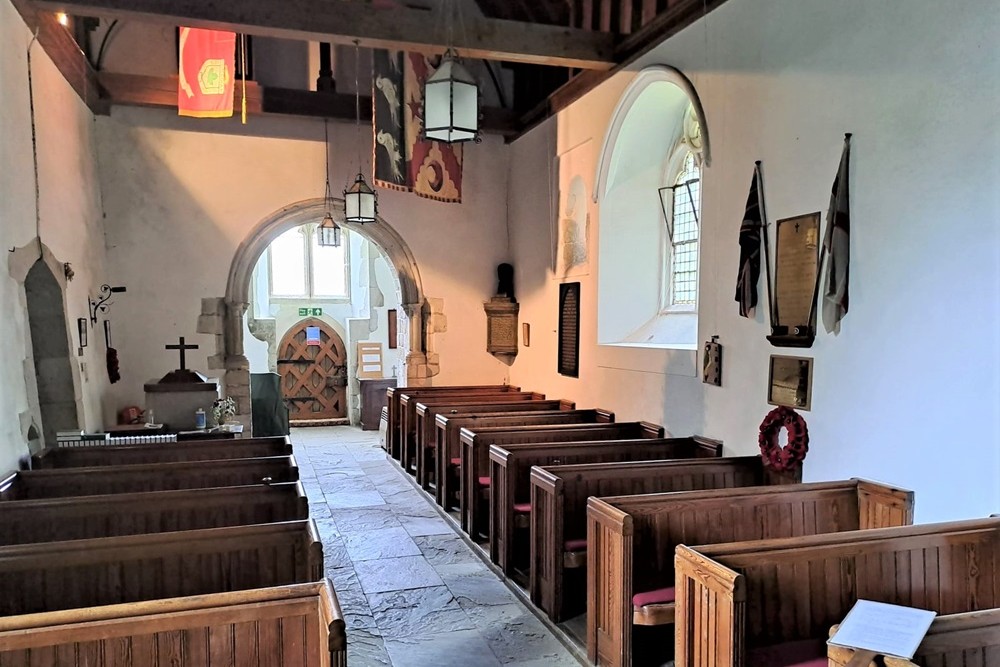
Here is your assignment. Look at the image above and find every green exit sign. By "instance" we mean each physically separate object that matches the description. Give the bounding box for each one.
[298,308,323,317]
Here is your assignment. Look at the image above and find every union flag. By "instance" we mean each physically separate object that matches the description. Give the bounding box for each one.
[178,28,236,118]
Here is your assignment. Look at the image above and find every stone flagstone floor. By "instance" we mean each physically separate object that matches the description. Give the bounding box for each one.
[293,426,583,667]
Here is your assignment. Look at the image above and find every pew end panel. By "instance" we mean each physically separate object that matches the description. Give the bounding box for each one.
[587,497,636,667]
[0,580,348,667]
[855,477,916,528]
[674,545,745,667]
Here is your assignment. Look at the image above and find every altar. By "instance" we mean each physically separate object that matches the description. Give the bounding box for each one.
[143,336,220,431]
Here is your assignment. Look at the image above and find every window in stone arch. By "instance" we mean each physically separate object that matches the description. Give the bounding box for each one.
[664,151,701,308]
[269,225,349,299]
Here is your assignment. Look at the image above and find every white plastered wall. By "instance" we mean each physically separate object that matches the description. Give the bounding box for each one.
[95,107,512,420]
[0,0,111,465]
[507,0,1000,522]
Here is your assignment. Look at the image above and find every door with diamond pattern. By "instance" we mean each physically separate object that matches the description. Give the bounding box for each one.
[277,319,348,421]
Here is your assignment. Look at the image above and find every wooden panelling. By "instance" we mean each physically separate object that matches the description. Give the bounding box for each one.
[0,520,322,616]
[0,482,308,545]
[491,437,723,576]
[589,479,914,667]
[0,456,298,500]
[31,436,292,468]
[0,581,346,666]
[459,422,665,539]
[674,517,992,667]
[435,408,615,508]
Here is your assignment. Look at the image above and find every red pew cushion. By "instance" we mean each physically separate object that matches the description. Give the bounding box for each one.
[449,457,461,467]
[513,502,532,513]
[477,476,490,487]
[564,538,588,552]
[747,639,827,667]
[632,587,675,608]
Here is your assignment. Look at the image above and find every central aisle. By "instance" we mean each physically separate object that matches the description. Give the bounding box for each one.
[292,426,582,667]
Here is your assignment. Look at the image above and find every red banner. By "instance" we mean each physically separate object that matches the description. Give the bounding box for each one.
[178,28,236,118]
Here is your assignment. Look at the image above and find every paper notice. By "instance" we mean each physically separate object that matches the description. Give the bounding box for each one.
[828,600,936,659]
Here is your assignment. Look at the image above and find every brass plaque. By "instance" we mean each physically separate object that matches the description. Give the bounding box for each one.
[768,355,813,411]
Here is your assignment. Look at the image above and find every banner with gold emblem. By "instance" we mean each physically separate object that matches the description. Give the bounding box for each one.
[178,28,236,118]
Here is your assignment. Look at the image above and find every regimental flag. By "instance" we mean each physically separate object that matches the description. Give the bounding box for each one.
[178,28,236,118]
[735,166,763,318]
[822,134,852,334]
[373,50,463,203]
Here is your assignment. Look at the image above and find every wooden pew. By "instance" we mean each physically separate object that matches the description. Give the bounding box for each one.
[30,435,293,468]
[413,397,576,488]
[400,391,543,474]
[674,518,1000,667]
[0,481,308,544]
[386,384,519,459]
[436,408,616,508]
[490,437,723,577]
[530,455,782,623]
[0,580,347,667]
[587,479,915,667]
[0,455,298,500]
[828,611,1000,667]
[0,519,323,616]
[459,422,664,540]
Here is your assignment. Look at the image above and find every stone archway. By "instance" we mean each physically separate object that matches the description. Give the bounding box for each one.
[207,198,442,427]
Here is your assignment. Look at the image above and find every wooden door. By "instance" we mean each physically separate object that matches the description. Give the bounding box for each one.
[277,319,347,421]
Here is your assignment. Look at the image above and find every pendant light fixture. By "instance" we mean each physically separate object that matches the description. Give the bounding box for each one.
[318,120,342,247]
[344,40,377,225]
[424,0,480,143]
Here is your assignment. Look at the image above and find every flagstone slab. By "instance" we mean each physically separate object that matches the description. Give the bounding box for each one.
[354,555,444,594]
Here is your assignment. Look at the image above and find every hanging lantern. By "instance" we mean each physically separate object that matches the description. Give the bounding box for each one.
[317,212,342,247]
[424,50,479,144]
[344,173,377,224]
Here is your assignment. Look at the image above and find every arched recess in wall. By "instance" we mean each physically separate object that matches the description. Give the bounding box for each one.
[221,198,439,423]
[593,65,710,350]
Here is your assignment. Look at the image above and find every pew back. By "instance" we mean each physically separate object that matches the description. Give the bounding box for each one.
[530,455,764,621]
[0,481,309,544]
[412,397,576,485]
[30,435,293,468]
[0,520,323,617]
[0,455,298,500]
[675,518,1000,667]
[588,479,914,667]
[0,580,347,667]
[490,437,723,575]
[435,409,615,507]
[459,423,664,536]
[387,384,519,457]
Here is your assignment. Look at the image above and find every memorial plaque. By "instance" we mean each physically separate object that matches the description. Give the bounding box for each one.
[769,212,821,347]
[558,282,580,377]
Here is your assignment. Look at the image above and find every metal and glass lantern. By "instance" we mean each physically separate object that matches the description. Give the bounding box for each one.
[424,50,479,144]
[317,212,342,247]
[344,173,377,224]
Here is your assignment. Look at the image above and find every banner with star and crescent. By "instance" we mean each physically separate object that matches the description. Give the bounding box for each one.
[373,50,463,203]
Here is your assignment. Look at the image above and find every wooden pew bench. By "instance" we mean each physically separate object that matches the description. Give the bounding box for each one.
[30,435,293,468]
[490,437,723,578]
[386,384,519,459]
[530,454,778,623]
[413,397,576,488]
[435,408,615,508]
[588,479,914,667]
[827,611,1000,667]
[0,481,308,544]
[0,455,298,500]
[674,518,1000,667]
[0,580,347,667]
[459,422,664,540]
[0,519,323,616]
[400,391,543,474]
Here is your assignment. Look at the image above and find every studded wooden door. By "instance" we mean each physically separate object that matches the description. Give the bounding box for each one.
[277,319,348,421]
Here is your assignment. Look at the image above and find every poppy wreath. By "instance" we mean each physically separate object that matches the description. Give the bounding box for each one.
[758,405,808,472]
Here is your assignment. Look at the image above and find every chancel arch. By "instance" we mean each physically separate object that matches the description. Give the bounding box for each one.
[595,65,709,350]
[220,198,439,426]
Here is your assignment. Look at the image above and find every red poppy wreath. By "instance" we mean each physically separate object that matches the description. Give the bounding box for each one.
[758,405,808,472]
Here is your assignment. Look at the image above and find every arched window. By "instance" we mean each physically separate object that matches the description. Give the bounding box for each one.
[595,67,708,350]
[661,151,701,309]
[268,225,349,299]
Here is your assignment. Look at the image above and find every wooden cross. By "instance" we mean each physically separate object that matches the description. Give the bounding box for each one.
[166,336,199,371]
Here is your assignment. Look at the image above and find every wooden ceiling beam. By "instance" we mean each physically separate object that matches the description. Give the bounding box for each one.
[10,0,108,114]
[97,72,520,137]
[31,0,618,70]
[514,0,731,139]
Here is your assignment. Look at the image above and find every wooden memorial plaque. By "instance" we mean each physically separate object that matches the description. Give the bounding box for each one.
[558,282,580,377]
